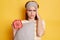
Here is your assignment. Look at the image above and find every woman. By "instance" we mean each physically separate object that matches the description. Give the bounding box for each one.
[13,1,45,40]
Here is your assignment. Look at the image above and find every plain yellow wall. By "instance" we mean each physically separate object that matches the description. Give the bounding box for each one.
[0,0,60,40]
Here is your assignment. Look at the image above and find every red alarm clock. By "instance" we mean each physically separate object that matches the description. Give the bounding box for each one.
[13,20,23,29]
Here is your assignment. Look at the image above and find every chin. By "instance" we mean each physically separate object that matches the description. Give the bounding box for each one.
[30,17,35,19]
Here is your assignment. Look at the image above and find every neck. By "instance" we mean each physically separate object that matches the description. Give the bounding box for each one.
[28,18,35,21]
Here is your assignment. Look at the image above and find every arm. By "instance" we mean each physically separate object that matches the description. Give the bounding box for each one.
[36,15,45,37]
[12,20,22,38]
[13,27,17,37]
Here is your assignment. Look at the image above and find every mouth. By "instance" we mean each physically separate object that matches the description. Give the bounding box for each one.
[31,15,34,17]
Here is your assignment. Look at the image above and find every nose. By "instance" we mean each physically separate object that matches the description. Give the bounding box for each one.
[31,10,33,14]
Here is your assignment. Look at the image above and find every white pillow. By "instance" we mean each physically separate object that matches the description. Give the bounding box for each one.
[14,20,35,40]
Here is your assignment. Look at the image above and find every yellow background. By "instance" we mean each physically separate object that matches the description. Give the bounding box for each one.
[0,0,60,40]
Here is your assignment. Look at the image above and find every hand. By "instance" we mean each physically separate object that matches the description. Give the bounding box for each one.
[37,13,40,20]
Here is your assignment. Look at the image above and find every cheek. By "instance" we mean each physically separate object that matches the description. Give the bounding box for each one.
[33,12,37,16]
[27,11,31,14]
[27,12,31,17]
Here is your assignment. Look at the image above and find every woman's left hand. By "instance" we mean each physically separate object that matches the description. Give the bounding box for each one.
[37,13,41,20]
[36,13,44,37]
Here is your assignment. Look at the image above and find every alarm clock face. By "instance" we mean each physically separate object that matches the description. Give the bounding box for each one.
[13,20,22,29]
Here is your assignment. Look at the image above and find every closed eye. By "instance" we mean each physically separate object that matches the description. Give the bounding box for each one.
[33,10,36,12]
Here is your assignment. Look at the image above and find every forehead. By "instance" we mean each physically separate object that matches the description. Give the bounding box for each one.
[27,6,36,10]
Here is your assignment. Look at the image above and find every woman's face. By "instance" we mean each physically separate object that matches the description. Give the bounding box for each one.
[26,6,37,19]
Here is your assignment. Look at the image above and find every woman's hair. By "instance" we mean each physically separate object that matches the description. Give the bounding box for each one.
[25,1,39,20]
